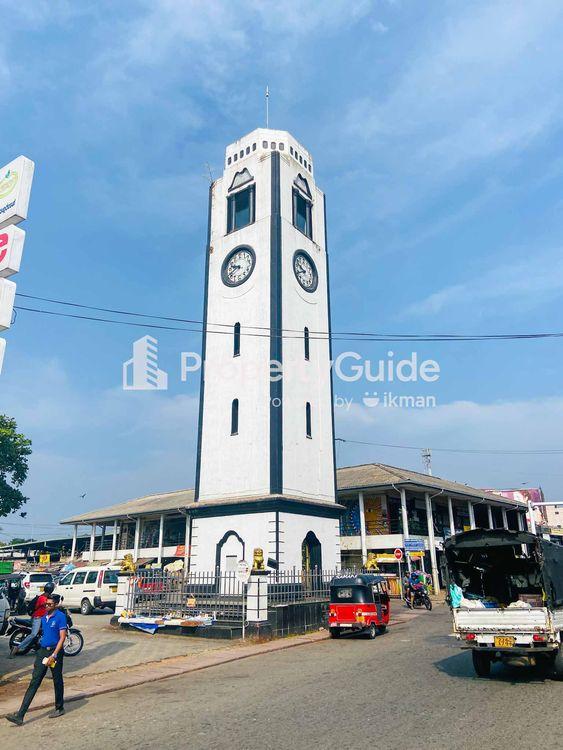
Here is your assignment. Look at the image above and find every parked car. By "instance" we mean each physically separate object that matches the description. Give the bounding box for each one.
[20,571,55,601]
[55,566,119,614]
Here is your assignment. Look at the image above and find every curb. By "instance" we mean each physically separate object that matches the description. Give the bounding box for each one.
[0,617,412,720]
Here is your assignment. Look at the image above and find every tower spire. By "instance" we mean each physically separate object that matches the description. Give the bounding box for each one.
[265,85,270,128]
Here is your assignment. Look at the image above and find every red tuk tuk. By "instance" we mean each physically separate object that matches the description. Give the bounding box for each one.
[329,574,390,639]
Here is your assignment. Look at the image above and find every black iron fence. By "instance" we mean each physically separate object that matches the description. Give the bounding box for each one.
[126,568,245,622]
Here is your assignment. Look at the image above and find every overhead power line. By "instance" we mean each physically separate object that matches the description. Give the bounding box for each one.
[335,437,563,455]
[14,293,563,343]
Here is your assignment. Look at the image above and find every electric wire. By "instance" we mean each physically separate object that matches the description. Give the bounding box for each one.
[14,294,563,342]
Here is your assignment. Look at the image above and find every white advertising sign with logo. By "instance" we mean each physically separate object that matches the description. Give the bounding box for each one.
[0,338,5,375]
[0,156,35,230]
[0,278,16,331]
[0,225,25,277]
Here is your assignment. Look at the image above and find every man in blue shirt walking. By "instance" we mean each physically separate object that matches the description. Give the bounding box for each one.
[6,595,67,726]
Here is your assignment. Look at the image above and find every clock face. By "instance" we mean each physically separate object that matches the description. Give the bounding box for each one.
[221,246,256,287]
[293,251,318,292]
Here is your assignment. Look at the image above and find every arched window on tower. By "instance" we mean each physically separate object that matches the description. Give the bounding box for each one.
[231,399,239,436]
[304,327,310,361]
[233,322,241,357]
[306,402,312,439]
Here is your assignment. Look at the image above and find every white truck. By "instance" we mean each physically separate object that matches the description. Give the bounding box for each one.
[444,529,563,679]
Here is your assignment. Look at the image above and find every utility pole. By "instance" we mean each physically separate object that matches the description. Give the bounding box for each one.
[421,448,432,475]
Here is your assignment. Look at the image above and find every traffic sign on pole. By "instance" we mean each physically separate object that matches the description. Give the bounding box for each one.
[236,560,251,584]
[394,548,403,561]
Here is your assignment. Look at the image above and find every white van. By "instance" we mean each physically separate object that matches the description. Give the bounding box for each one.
[20,571,55,601]
[56,566,119,614]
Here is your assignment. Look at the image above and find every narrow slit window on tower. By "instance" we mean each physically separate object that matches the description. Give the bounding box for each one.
[304,327,310,360]
[233,322,241,357]
[293,189,312,239]
[227,185,255,233]
[306,402,312,439]
[231,398,239,435]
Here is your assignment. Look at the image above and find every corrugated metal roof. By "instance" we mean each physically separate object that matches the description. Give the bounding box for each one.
[337,463,525,505]
[60,463,525,524]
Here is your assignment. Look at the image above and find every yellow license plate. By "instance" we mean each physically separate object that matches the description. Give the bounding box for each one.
[110,586,117,593]
[494,636,515,648]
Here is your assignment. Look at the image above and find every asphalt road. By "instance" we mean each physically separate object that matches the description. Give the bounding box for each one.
[1,605,561,749]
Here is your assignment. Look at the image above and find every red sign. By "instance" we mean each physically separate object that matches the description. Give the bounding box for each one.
[175,545,186,557]
[0,233,7,264]
[394,548,403,561]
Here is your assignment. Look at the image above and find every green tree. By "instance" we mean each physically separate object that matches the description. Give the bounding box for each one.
[0,415,32,518]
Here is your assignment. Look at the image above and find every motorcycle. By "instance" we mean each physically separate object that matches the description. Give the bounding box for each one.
[6,616,84,657]
[405,586,433,611]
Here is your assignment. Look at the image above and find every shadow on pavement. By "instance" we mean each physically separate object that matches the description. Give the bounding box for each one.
[435,651,553,684]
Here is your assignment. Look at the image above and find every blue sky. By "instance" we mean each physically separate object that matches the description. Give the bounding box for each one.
[2,0,563,540]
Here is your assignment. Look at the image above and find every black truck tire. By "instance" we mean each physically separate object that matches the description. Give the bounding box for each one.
[472,650,492,677]
[553,642,563,680]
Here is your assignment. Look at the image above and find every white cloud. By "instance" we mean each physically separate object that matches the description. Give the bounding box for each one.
[342,0,563,215]
[335,395,563,496]
[0,355,199,533]
[402,245,563,318]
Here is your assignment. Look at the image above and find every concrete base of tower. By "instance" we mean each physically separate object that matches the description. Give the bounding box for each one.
[188,496,343,573]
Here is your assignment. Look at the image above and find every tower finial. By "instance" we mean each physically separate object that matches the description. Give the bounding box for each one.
[265,85,269,128]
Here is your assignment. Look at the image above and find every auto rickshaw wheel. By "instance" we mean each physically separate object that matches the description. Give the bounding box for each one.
[329,627,341,639]
[377,624,387,635]
[368,623,377,639]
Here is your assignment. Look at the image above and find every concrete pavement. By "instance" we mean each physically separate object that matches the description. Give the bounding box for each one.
[3,605,562,748]
[0,609,418,720]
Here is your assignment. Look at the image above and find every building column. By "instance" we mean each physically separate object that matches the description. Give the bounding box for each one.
[517,512,525,531]
[157,513,165,566]
[70,525,78,560]
[501,508,509,530]
[111,523,118,561]
[183,513,191,576]
[447,496,456,537]
[89,524,96,561]
[468,501,476,529]
[487,505,494,529]
[133,517,141,561]
[400,488,411,572]
[527,500,537,534]
[425,492,440,593]
[358,492,367,566]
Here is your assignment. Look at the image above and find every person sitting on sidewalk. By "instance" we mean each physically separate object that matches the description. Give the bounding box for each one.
[10,582,55,657]
[5,595,67,726]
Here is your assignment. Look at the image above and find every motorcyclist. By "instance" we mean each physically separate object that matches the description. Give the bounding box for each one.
[10,582,55,657]
[406,568,424,607]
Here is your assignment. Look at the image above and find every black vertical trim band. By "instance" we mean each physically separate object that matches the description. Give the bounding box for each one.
[324,195,338,501]
[194,183,214,500]
[275,510,280,569]
[270,152,283,494]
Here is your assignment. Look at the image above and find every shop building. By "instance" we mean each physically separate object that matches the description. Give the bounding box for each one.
[60,462,528,591]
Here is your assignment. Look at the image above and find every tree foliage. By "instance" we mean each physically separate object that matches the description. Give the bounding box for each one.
[0,415,32,518]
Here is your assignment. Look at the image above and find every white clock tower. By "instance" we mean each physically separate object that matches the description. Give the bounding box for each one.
[191,129,341,573]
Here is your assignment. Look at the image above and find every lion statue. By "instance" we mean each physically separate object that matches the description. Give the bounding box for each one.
[365,552,379,571]
[252,547,265,571]
[120,553,137,574]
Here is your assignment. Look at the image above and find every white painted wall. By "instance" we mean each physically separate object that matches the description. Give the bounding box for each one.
[197,128,335,504]
[190,510,339,571]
